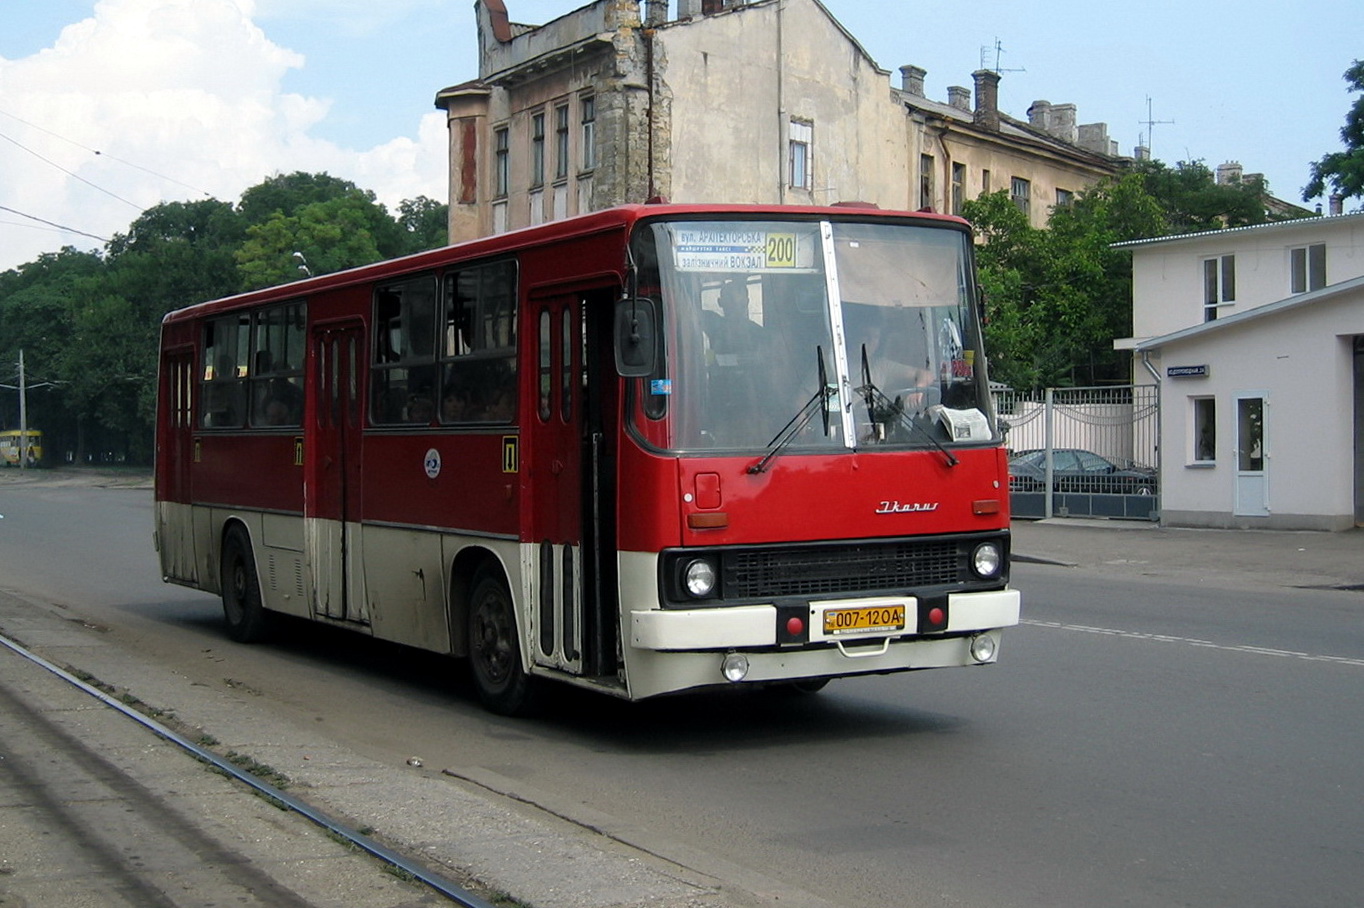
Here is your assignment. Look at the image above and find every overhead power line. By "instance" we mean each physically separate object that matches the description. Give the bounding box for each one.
[0,204,109,243]
[0,130,145,211]
[0,107,214,199]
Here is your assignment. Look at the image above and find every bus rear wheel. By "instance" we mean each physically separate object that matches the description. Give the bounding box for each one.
[221,525,271,643]
[467,570,535,716]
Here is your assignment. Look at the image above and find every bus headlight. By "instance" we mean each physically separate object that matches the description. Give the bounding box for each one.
[970,542,1003,579]
[682,558,718,598]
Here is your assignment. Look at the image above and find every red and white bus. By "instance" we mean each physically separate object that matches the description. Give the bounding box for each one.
[155,202,1020,714]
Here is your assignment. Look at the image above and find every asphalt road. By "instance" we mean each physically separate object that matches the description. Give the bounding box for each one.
[1,481,1361,907]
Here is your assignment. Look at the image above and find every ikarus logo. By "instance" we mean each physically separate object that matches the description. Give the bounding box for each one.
[875,500,940,514]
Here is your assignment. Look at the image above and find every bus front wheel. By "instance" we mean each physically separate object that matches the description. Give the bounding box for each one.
[221,526,271,643]
[467,570,535,715]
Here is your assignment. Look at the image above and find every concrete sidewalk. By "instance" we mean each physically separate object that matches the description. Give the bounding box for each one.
[1011,517,1364,592]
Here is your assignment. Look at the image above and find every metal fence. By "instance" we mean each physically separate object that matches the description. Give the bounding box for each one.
[994,385,1159,521]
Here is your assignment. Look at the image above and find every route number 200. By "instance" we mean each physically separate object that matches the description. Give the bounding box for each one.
[765,233,797,268]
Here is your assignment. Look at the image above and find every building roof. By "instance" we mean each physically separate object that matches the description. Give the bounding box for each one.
[1112,210,1364,251]
[1134,272,1364,352]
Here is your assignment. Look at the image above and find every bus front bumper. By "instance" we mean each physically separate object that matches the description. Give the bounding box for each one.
[622,588,1019,700]
[630,588,1020,651]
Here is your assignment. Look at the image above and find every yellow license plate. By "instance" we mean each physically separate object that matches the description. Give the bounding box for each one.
[822,604,906,636]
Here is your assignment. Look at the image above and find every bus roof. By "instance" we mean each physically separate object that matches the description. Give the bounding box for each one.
[161,201,969,325]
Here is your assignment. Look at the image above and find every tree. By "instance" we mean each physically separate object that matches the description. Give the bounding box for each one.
[396,195,450,253]
[1129,159,1271,233]
[964,174,1167,391]
[236,195,388,289]
[1304,59,1364,204]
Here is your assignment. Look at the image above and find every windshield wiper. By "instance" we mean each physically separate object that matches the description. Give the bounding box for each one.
[748,347,835,474]
[856,345,958,467]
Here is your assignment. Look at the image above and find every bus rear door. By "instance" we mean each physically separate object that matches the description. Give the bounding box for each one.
[306,320,368,624]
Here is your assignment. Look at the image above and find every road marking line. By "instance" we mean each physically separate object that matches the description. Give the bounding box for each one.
[1022,619,1364,667]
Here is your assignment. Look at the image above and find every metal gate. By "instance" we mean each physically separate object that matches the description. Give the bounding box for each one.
[995,385,1159,521]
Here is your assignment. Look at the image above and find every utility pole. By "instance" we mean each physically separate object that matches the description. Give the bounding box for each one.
[18,349,28,471]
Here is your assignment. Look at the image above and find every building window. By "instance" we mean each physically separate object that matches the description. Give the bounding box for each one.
[1055,188,1074,208]
[789,119,812,190]
[982,169,991,194]
[1202,254,1235,321]
[950,162,965,216]
[1010,177,1031,220]
[530,111,545,188]
[919,154,934,209]
[580,94,596,172]
[1191,397,1216,463]
[494,127,509,198]
[554,103,570,181]
[1290,243,1326,293]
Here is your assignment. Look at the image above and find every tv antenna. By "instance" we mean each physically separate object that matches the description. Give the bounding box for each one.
[980,39,1025,75]
[1139,96,1174,159]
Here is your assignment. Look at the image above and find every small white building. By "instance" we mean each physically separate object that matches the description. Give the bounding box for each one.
[1115,212,1364,530]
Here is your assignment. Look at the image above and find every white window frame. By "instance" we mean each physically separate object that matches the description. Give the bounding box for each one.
[1190,396,1216,465]
[789,119,813,191]
[579,94,596,172]
[1202,254,1235,322]
[1289,243,1326,294]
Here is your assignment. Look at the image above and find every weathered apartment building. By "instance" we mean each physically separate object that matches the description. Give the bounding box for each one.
[434,0,1130,242]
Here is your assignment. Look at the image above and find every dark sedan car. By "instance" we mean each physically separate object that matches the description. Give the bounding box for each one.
[1008,448,1156,495]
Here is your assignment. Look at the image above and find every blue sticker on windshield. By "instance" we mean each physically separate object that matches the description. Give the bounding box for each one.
[650,379,673,395]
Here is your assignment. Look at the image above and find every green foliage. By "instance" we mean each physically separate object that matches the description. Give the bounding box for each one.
[965,174,1168,391]
[963,150,1318,392]
[1304,59,1364,202]
[1128,159,1270,232]
[0,173,449,463]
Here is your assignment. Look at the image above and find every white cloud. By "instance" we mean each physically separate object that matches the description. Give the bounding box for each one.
[0,0,447,271]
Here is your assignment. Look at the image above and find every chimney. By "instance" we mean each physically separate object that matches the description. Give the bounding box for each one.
[1076,122,1110,154]
[1049,104,1077,142]
[1028,100,1051,130]
[972,70,1001,131]
[1330,194,1344,216]
[947,85,971,111]
[900,65,927,97]
[1216,161,1243,185]
[645,0,668,25]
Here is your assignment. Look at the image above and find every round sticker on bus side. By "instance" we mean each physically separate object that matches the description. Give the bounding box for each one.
[424,448,442,479]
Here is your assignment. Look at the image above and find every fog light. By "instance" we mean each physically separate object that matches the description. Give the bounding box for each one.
[969,633,998,663]
[721,652,749,683]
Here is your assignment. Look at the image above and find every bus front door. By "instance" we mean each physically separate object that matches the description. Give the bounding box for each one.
[529,291,619,680]
[306,321,367,624]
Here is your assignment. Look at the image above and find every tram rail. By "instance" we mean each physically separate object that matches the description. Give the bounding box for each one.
[0,629,498,908]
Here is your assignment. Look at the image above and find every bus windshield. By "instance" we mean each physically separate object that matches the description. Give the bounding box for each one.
[632,218,995,453]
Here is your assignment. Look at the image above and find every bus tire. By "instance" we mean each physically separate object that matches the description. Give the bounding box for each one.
[467,569,535,716]
[221,525,271,643]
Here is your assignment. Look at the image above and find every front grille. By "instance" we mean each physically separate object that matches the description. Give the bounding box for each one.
[726,540,962,598]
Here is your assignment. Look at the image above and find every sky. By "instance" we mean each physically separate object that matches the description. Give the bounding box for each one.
[1,0,1358,273]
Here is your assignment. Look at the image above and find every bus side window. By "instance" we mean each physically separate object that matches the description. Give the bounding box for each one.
[372,277,438,425]
[249,301,305,428]
[441,260,518,425]
[201,314,249,428]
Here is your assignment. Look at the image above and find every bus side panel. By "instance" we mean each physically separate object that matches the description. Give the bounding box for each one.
[192,434,304,513]
[359,433,519,535]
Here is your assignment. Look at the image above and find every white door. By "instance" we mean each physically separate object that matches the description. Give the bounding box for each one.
[1233,392,1268,517]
